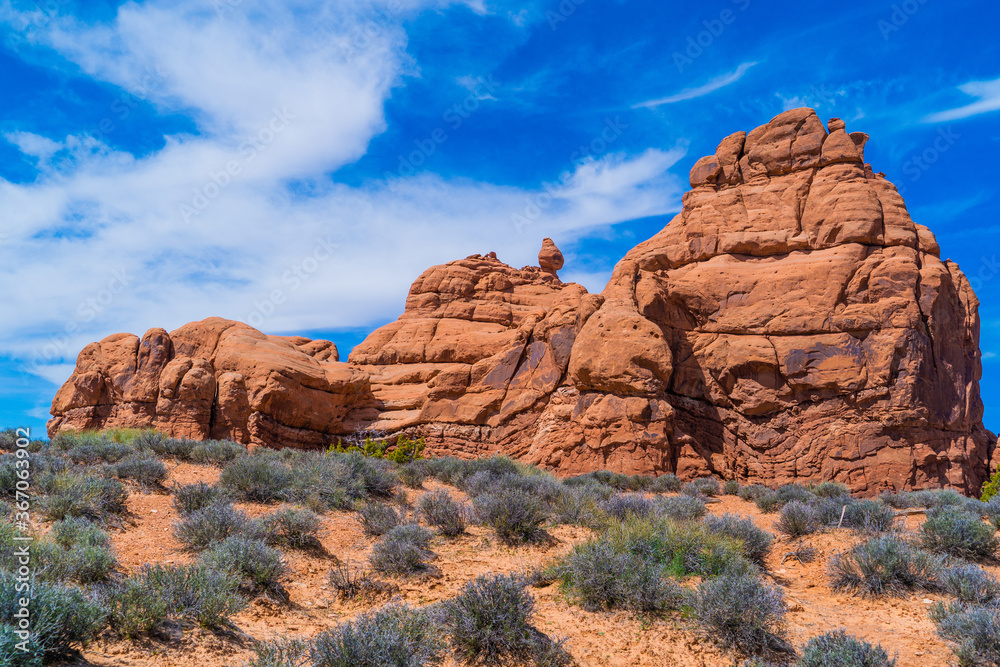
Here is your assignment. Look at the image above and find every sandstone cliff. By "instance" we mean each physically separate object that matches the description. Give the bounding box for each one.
[48,109,996,493]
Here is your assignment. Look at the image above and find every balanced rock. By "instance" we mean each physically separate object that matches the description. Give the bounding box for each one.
[49,108,995,494]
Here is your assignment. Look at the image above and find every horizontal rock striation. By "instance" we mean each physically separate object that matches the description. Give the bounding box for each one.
[49,109,995,494]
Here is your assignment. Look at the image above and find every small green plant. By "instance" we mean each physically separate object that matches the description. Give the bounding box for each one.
[980,469,1000,502]
[330,435,426,464]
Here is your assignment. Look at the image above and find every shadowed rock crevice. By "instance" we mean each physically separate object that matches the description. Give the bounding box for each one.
[48,108,995,494]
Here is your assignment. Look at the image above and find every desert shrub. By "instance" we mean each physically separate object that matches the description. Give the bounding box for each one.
[810,497,852,527]
[340,451,398,498]
[704,513,773,567]
[722,480,741,496]
[798,630,896,667]
[39,472,129,521]
[775,501,819,538]
[738,484,770,502]
[554,539,684,612]
[419,490,467,537]
[683,477,720,498]
[259,507,322,549]
[931,600,1000,667]
[602,493,657,522]
[106,563,244,632]
[812,481,851,499]
[147,436,196,460]
[754,489,782,514]
[66,440,132,465]
[359,502,403,537]
[474,486,550,545]
[174,502,253,550]
[654,473,682,493]
[655,495,707,522]
[202,536,286,594]
[551,485,608,528]
[309,603,443,667]
[370,524,435,576]
[694,572,786,655]
[603,516,751,579]
[442,573,571,666]
[984,497,1000,530]
[246,638,311,667]
[287,454,365,511]
[941,564,1000,604]
[0,571,106,660]
[829,534,943,596]
[776,484,815,506]
[172,481,227,516]
[921,506,999,561]
[841,500,897,534]
[189,439,247,464]
[0,521,116,585]
[328,563,398,601]
[398,461,428,489]
[219,456,295,503]
[114,454,168,489]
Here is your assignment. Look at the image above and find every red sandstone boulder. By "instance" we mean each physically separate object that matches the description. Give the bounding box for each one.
[48,109,995,494]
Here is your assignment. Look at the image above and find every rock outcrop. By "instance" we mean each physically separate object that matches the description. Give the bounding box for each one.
[49,108,995,494]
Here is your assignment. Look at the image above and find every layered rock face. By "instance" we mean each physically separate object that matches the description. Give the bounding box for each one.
[47,318,372,449]
[49,110,995,493]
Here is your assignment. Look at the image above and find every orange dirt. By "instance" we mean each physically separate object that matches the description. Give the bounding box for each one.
[60,464,989,666]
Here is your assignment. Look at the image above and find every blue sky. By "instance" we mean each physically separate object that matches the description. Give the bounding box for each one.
[1,0,999,438]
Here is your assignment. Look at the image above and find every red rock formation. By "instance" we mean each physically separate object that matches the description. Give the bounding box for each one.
[48,109,996,494]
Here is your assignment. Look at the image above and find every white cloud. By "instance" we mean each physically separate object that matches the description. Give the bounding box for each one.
[633,61,757,109]
[924,75,1000,123]
[0,0,684,385]
[4,132,62,162]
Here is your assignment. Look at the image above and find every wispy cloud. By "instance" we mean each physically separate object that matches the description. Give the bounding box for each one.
[632,61,757,109]
[924,75,1000,123]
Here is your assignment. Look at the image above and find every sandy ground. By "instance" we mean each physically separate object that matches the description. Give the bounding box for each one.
[57,461,992,666]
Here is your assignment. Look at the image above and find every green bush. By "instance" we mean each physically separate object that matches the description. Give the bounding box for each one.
[113,455,168,490]
[694,572,787,655]
[189,439,247,464]
[370,525,435,576]
[841,500,897,534]
[219,456,296,503]
[829,535,943,596]
[330,435,426,464]
[398,461,427,489]
[683,477,720,498]
[981,469,1000,502]
[602,493,657,522]
[920,506,999,561]
[798,630,896,667]
[753,489,782,514]
[654,495,707,522]
[309,603,443,667]
[442,573,571,666]
[722,480,741,496]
